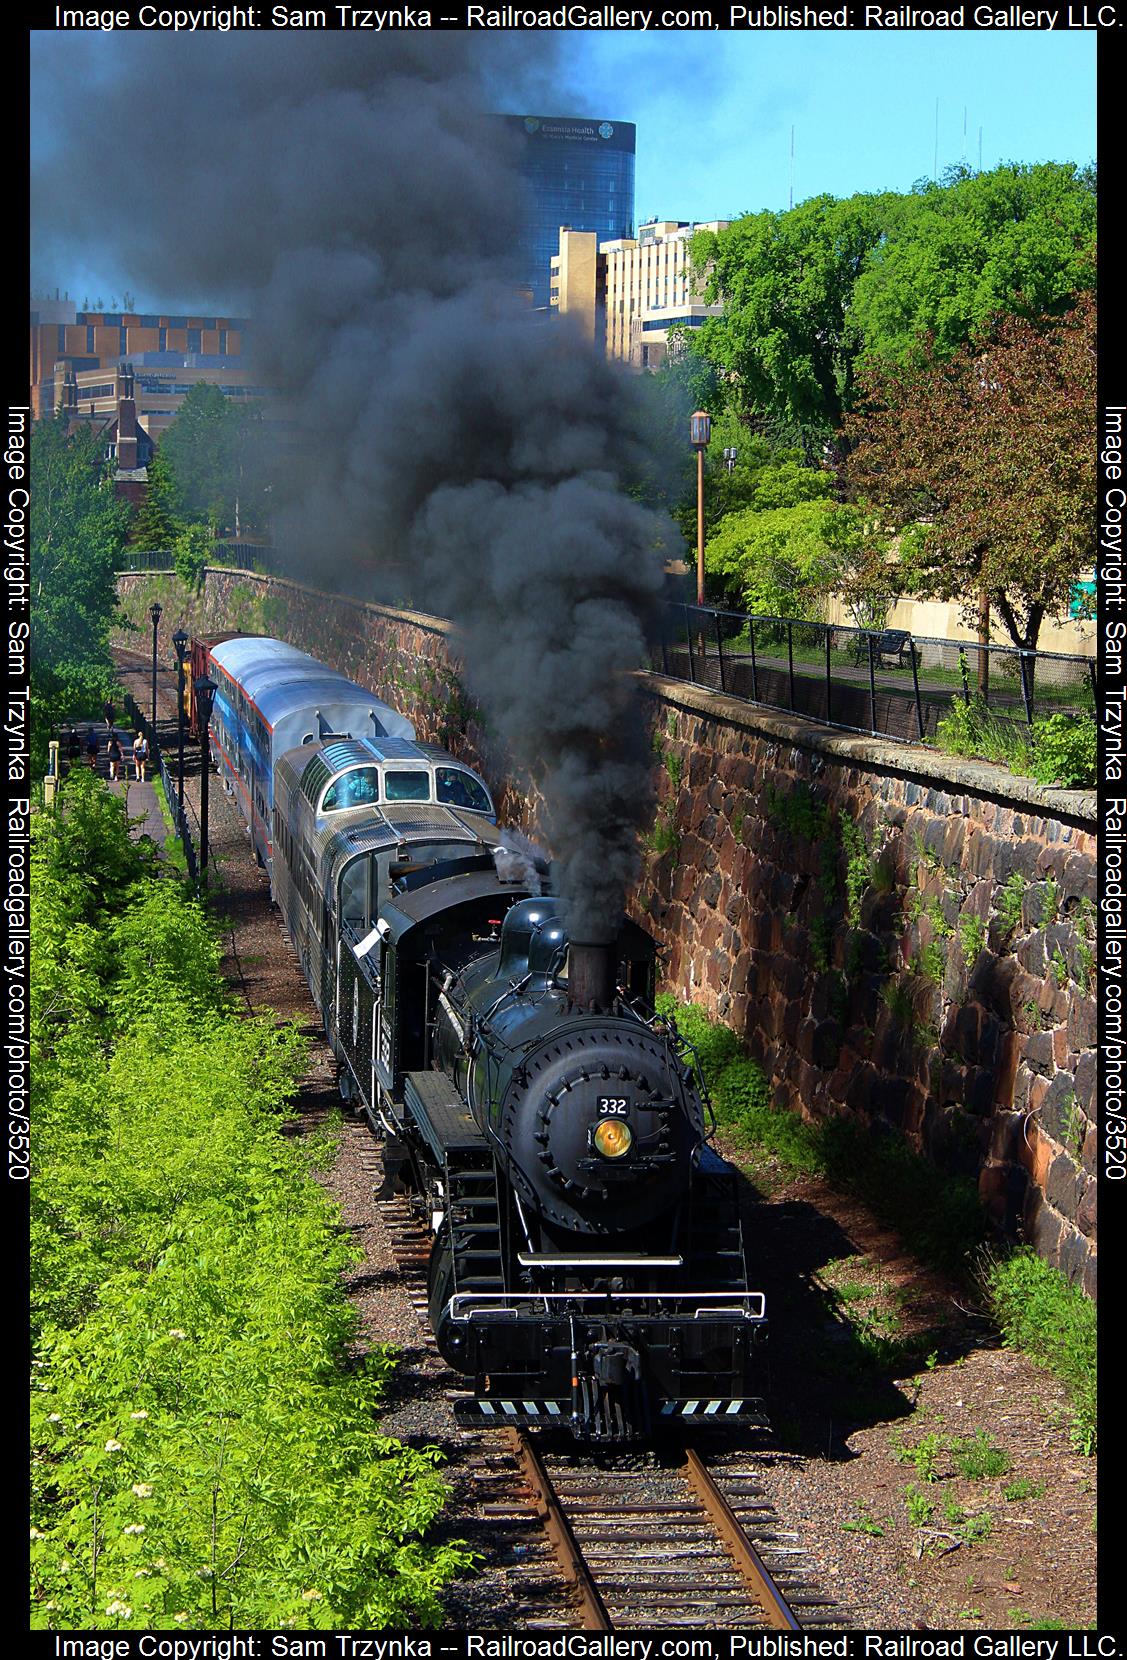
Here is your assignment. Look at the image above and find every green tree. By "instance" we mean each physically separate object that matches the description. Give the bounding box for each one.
[172,523,213,593]
[844,292,1096,652]
[685,192,896,439]
[851,162,1096,365]
[159,384,265,536]
[705,497,874,621]
[128,449,182,551]
[30,416,132,768]
[670,409,836,552]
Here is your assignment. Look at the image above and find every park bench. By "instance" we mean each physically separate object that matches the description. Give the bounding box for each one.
[853,628,913,670]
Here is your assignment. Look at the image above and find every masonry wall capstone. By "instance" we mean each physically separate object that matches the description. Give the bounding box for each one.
[116,569,1097,1296]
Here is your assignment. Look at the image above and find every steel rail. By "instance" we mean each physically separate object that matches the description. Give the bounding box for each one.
[682,1445,803,1630]
[504,1429,613,1631]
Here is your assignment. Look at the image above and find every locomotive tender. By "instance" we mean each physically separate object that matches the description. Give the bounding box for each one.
[199,635,766,1439]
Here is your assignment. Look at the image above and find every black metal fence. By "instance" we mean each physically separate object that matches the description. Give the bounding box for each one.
[657,604,1096,745]
[117,543,280,574]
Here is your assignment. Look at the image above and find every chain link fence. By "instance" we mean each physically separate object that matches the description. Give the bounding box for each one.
[656,604,1095,744]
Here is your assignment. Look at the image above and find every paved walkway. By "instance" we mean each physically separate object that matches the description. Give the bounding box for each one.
[64,723,170,854]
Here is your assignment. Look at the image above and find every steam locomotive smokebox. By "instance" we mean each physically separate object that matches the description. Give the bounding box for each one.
[569,941,617,1012]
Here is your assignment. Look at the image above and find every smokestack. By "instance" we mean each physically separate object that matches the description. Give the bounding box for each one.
[569,941,617,1014]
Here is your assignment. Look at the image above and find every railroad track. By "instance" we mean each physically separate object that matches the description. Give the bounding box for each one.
[489,1430,841,1630]
[364,1144,843,1631]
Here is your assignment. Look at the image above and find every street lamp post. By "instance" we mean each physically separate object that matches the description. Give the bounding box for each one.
[193,675,217,887]
[723,446,738,476]
[149,601,163,732]
[689,411,712,608]
[172,629,189,827]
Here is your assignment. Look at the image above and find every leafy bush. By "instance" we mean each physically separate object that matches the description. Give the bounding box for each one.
[655,992,741,1076]
[31,775,469,1628]
[1029,711,1096,789]
[981,1248,1096,1453]
[172,524,213,593]
[705,499,868,620]
[890,1430,944,1482]
[933,700,1095,789]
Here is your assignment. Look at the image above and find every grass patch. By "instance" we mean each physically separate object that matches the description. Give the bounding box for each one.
[841,1504,885,1537]
[150,774,189,874]
[949,1430,1011,1481]
[981,1249,1096,1453]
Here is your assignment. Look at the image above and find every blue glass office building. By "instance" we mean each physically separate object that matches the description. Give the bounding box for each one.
[502,115,636,311]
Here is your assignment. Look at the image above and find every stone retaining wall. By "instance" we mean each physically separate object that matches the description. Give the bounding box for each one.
[637,680,1096,1298]
[115,570,1097,1294]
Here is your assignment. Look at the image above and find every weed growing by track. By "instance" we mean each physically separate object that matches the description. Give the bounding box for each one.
[980,1248,1096,1453]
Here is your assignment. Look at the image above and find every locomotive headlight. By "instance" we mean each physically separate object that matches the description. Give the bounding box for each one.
[593,1118,633,1160]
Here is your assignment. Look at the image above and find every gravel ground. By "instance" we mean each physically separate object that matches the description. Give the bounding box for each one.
[121,651,1097,1633]
[726,1164,1097,1631]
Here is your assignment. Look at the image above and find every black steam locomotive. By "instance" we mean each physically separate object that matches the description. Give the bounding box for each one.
[202,636,766,1439]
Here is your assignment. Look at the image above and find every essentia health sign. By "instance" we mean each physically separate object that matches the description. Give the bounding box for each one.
[517,116,636,151]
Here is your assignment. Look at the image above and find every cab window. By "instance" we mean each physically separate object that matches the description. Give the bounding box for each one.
[322,767,381,812]
[383,770,431,802]
[436,766,492,814]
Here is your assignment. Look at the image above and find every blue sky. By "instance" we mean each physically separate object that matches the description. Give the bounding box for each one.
[31,28,1096,311]
[565,31,1096,225]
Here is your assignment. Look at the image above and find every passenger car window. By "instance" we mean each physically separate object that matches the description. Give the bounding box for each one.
[436,766,492,814]
[383,770,430,802]
[322,767,381,812]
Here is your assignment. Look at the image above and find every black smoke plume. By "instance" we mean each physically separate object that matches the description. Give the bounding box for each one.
[32,36,682,939]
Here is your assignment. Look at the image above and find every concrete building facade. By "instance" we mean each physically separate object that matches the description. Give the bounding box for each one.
[550,218,729,368]
[56,356,270,444]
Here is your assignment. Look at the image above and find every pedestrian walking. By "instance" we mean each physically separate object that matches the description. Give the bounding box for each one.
[103,698,115,730]
[85,728,100,770]
[66,728,81,771]
[132,731,149,781]
[107,733,123,782]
